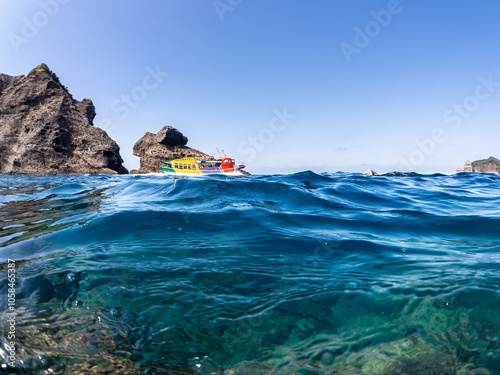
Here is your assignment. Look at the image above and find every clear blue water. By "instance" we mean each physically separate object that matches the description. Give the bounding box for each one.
[1,172,500,374]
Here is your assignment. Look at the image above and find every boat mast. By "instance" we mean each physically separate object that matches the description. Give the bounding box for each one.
[216,147,226,158]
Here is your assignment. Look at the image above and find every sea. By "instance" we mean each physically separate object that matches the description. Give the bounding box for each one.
[0,172,500,374]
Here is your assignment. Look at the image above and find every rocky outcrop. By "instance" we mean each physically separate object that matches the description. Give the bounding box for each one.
[132,125,214,173]
[0,64,127,174]
[472,157,500,174]
[456,160,473,173]
[457,157,500,174]
[364,169,378,176]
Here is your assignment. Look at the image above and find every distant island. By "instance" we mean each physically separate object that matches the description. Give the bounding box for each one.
[456,157,500,174]
[0,64,499,176]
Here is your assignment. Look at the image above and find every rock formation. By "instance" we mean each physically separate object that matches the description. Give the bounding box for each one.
[455,160,473,173]
[456,157,500,174]
[471,156,500,174]
[364,169,378,176]
[132,125,214,173]
[0,64,127,174]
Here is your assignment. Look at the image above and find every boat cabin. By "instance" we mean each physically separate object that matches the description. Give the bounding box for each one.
[160,157,237,174]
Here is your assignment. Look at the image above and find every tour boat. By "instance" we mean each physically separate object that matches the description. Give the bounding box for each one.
[160,156,246,176]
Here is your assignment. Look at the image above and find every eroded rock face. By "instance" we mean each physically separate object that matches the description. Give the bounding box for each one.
[472,157,500,174]
[132,126,214,173]
[0,65,127,174]
[156,126,188,146]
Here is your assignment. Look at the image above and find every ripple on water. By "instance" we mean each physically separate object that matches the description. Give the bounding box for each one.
[1,172,500,373]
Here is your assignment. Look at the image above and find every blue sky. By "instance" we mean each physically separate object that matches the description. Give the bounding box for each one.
[1,0,499,174]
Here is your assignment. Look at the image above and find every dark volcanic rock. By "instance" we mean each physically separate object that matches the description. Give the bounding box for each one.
[156,126,188,146]
[0,64,127,174]
[132,126,214,174]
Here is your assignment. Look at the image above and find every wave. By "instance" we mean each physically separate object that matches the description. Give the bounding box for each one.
[1,172,500,373]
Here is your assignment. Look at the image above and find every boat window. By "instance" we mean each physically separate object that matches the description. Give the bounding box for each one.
[174,163,178,169]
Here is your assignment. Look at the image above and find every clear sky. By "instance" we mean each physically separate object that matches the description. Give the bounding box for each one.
[1,0,499,174]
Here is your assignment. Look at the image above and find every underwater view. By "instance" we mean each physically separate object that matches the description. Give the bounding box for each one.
[1,172,500,374]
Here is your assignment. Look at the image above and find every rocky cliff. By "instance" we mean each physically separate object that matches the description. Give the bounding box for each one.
[131,125,214,174]
[0,64,127,174]
[471,157,500,174]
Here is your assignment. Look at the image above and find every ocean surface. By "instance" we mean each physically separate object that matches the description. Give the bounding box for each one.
[1,172,500,374]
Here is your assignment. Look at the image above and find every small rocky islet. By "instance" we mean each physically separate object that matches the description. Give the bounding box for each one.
[0,64,498,176]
